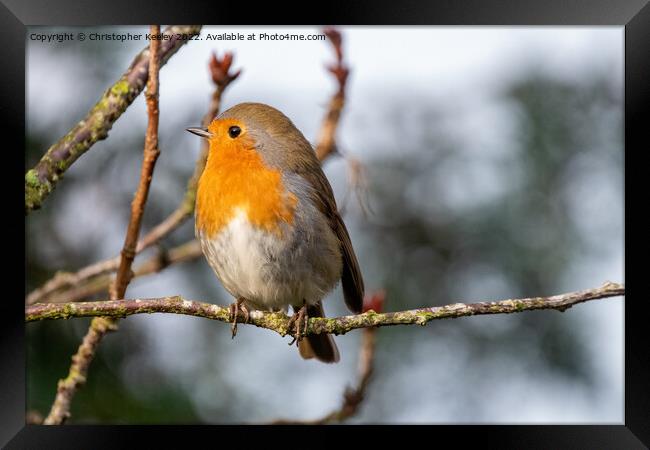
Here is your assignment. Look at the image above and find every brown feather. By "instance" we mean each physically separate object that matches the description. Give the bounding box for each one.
[290,152,365,314]
[296,303,340,363]
[333,213,364,313]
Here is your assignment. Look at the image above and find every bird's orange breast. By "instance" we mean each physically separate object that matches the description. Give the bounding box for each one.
[196,136,298,238]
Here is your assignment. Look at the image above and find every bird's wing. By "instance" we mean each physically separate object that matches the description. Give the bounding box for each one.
[295,158,364,314]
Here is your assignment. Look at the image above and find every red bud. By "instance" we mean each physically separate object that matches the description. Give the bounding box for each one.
[362,290,386,314]
[208,51,241,88]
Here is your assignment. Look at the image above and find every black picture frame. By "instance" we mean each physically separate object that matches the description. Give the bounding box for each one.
[6,0,647,447]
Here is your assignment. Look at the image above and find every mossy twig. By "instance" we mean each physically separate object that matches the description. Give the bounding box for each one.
[28,282,624,335]
[25,25,201,214]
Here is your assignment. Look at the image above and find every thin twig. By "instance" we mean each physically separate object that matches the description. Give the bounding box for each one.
[43,26,163,425]
[315,28,369,219]
[26,52,241,306]
[25,25,201,214]
[272,329,377,424]
[28,282,624,334]
[271,291,385,425]
[41,241,202,304]
[111,30,162,299]
[315,27,349,161]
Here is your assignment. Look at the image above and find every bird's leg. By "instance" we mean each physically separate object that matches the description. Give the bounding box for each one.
[229,297,250,339]
[287,300,308,346]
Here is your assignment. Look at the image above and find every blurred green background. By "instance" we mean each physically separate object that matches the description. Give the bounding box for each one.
[26,26,623,423]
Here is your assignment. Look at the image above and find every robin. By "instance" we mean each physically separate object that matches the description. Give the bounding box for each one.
[187,102,364,363]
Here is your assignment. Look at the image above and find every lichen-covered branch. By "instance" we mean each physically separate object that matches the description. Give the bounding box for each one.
[27,282,624,335]
[25,25,201,215]
[43,27,163,426]
[41,314,118,425]
[26,53,241,306]
[271,291,384,425]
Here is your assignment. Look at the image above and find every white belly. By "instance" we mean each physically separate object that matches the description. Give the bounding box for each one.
[198,210,341,311]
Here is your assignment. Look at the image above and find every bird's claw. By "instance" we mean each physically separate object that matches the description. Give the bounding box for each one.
[287,302,309,347]
[229,298,250,339]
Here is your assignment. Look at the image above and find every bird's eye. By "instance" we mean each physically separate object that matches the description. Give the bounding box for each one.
[228,126,241,138]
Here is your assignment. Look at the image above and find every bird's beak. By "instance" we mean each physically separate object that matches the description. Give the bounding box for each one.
[186,127,213,139]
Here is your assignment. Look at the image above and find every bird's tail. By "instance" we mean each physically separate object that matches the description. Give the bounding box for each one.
[297,302,340,363]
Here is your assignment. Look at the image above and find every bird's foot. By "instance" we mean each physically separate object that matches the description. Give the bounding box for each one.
[229,297,250,339]
[287,301,309,346]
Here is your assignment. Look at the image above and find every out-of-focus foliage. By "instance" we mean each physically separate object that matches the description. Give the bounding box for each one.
[364,74,621,399]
